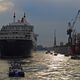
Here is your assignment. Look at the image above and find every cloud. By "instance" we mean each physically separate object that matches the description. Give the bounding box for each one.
[0,0,14,12]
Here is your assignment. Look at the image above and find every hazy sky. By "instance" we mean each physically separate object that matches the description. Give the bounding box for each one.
[0,0,80,47]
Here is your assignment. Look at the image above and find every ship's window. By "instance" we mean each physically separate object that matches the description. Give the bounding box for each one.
[16,36,18,38]
[18,26,20,29]
[31,29,33,32]
[4,27,6,29]
[11,26,13,29]
[27,32,30,34]
[27,35,30,39]
[0,33,2,34]
[25,35,27,37]
[12,32,18,34]
[29,29,32,32]
[22,26,25,29]
[28,30,30,32]
[19,37,21,38]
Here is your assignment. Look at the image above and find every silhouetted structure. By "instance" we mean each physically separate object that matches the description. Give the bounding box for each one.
[54,29,56,47]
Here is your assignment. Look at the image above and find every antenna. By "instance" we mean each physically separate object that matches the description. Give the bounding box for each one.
[24,12,26,18]
[13,12,16,23]
[23,12,28,23]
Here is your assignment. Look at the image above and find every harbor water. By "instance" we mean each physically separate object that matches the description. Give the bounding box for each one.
[0,51,80,80]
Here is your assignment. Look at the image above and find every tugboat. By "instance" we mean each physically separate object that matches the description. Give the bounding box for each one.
[9,63,25,77]
[0,12,37,58]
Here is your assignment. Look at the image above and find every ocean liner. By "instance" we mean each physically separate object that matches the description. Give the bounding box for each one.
[0,13,37,58]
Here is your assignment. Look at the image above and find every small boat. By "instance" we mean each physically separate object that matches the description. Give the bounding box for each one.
[54,53,58,56]
[8,63,25,77]
[45,50,50,54]
[64,53,69,57]
[50,52,53,55]
[71,55,80,59]
[45,50,53,55]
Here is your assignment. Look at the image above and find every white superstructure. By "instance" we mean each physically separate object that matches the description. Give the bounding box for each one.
[0,13,36,41]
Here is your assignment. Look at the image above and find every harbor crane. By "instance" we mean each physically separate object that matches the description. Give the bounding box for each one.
[67,10,80,55]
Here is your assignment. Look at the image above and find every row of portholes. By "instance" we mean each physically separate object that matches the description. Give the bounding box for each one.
[2,26,33,32]
[0,36,31,39]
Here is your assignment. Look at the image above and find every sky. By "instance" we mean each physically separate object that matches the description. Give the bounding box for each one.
[0,0,80,47]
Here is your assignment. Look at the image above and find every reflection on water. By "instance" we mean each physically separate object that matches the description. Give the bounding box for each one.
[0,51,80,80]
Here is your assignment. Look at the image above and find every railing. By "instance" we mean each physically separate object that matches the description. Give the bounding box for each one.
[0,34,32,40]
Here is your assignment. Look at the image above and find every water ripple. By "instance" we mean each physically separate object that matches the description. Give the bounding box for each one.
[0,51,80,80]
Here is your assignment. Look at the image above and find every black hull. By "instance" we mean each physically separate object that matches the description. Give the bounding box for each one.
[0,40,33,58]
